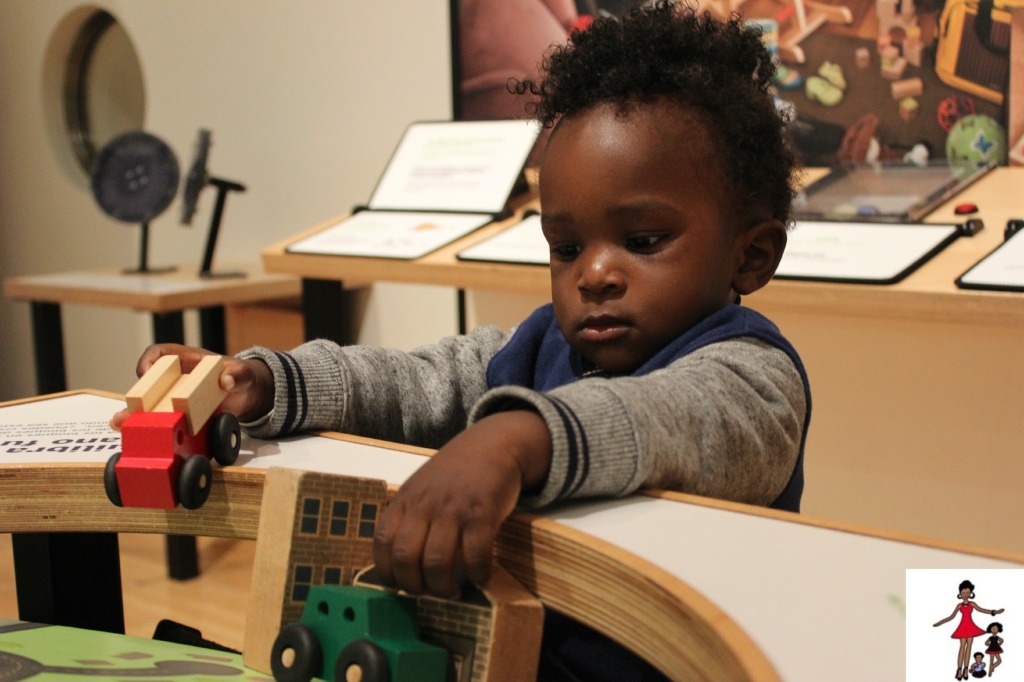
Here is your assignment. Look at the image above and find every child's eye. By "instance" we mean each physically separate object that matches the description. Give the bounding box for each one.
[626,234,663,251]
[550,243,582,260]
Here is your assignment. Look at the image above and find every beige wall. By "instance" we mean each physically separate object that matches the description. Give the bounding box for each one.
[0,0,457,400]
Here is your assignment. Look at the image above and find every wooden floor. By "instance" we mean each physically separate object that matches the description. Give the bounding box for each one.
[0,533,256,652]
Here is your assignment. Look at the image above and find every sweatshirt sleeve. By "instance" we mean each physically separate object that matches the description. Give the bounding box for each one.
[237,325,511,447]
[469,337,806,509]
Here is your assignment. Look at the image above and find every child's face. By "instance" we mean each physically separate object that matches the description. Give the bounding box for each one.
[539,101,746,373]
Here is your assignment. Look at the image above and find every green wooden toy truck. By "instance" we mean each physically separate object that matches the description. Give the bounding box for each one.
[270,584,448,682]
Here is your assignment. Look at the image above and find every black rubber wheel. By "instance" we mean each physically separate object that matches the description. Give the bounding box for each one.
[177,455,212,510]
[209,413,241,466]
[103,452,123,507]
[333,640,389,682]
[270,623,322,682]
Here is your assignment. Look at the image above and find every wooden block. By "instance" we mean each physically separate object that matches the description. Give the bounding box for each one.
[168,355,226,435]
[243,468,303,674]
[891,77,923,100]
[124,355,181,413]
[879,44,899,66]
[243,468,387,674]
[899,97,920,122]
[903,38,923,67]
[855,46,871,68]
[881,56,907,80]
[478,565,544,682]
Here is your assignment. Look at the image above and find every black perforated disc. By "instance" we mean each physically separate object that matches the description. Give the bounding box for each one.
[90,131,179,223]
[181,129,211,225]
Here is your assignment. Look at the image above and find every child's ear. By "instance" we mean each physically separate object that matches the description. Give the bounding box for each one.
[732,220,788,295]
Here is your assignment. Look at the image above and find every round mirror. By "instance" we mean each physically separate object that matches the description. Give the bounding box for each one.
[64,10,146,174]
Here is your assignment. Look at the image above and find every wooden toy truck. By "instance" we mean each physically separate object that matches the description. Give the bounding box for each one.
[270,584,449,682]
[104,354,240,510]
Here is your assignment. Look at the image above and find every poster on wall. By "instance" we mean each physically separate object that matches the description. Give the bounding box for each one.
[451,0,1020,168]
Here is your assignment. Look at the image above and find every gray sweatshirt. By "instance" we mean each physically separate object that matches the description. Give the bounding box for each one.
[239,322,806,510]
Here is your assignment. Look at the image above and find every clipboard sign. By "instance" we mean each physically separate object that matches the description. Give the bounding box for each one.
[774,220,976,285]
[287,120,541,259]
[457,212,550,265]
[956,220,1024,292]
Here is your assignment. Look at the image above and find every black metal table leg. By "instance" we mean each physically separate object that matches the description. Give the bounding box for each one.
[302,278,353,344]
[199,306,226,354]
[13,532,125,633]
[16,302,125,632]
[29,302,67,395]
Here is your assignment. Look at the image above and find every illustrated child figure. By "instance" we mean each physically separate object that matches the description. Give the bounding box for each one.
[970,652,987,678]
[934,580,1005,680]
[986,622,1004,676]
[113,3,810,678]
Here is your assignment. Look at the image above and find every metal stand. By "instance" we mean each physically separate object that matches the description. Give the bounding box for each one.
[124,221,176,275]
[199,178,246,279]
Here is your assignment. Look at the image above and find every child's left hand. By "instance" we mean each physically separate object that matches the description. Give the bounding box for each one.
[373,410,551,598]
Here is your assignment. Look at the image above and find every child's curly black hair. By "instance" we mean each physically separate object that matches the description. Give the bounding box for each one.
[516,1,798,227]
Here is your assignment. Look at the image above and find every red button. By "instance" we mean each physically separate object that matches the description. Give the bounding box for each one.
[954,203,978,215]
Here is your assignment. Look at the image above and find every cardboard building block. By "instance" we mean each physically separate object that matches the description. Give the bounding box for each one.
[168,355,227,435]
[125,355,181,413]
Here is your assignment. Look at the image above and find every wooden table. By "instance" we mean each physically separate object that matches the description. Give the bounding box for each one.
[1,265,299,631]
[260,167,1024,557]
[2,391,1022,681]
[2,264,300,395]
[261,168,1024,326]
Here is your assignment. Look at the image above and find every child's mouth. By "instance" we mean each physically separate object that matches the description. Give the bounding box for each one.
[579,316,630,343]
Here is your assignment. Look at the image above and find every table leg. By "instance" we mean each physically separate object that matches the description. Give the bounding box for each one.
[150,311,200,581]
[29,302,67,394]
[302,278,353,344]
[199,306,226,354]
[18,302,124,632]
[12,532,125,633]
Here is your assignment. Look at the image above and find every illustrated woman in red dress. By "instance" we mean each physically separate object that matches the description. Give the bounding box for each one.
[934,580,1005,680]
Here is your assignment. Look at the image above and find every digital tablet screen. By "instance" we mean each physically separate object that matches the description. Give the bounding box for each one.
[793,161,994,223]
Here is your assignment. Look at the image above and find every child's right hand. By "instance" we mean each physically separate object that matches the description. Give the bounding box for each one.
[109,344,274,430]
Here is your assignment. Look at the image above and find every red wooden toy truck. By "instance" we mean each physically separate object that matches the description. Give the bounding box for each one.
[104,354,240,510]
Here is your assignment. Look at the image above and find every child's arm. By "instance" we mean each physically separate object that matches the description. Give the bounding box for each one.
[472,337,807,509]
[235,326,510,442]
[109,343,274,429]
[374,409,552,598]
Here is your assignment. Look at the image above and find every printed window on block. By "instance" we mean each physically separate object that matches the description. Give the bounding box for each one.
[300,497,321,535]
[323,566,343,585]
[330,500,350,537]
[358,503,378,539]
[291,565,313,603]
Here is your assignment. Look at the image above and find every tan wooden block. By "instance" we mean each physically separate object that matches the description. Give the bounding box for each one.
[243,467,303,674]
[881,56,907,80]
[168,355,226,434]
[478,565,544,682]
[124,355,181,413]
[891,77,923,100]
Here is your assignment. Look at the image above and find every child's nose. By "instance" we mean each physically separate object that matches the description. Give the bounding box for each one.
[576,248,624,294]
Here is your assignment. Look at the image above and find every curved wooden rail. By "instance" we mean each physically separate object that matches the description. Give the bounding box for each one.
[0,456,778,681]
